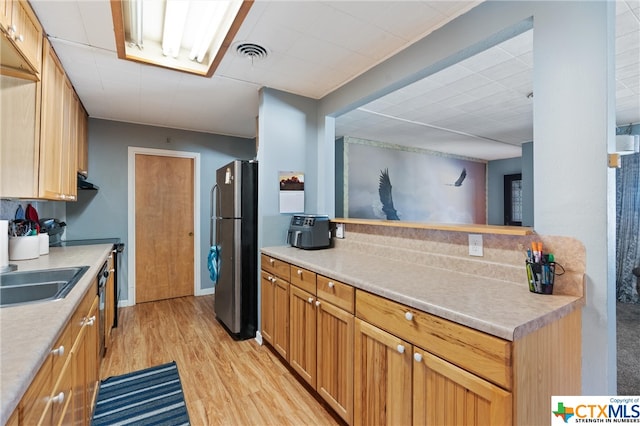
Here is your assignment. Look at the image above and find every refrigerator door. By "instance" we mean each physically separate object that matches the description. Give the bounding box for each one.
[216,160,242,219]
[214,217,242,333]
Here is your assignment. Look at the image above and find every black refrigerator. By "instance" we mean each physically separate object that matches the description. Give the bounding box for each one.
[213,160,258,340]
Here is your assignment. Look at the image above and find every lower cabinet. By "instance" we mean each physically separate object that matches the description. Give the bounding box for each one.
[261,253,581,426]
[11,282,100,425]
[260,269,290,360]
[289,284,317,387]
[354,318,411,426]
[412,347,511,425]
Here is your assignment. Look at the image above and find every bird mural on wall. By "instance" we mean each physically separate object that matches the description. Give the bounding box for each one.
[446,168,467,187]
[378,168,400,220]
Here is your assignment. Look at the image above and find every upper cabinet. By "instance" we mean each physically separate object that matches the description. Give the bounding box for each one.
[0,0,42,76]
[39,38,78,201]
[0,29,86,200]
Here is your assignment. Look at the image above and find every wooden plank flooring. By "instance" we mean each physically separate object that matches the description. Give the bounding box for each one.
[100,295,342,425]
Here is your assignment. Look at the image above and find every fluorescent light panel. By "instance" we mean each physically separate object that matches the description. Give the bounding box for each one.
[112,0,252,77]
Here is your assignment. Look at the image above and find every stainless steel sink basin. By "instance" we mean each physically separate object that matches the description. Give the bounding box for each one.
[0,266,90,307]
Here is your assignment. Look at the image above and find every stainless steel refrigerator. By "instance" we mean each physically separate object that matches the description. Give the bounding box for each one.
[212,160,258,339]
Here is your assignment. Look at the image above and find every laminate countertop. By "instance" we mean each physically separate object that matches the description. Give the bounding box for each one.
[0,244,113,425]
[261,246,584,342]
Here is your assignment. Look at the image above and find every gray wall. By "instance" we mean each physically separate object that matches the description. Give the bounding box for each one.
[66,118,256,302]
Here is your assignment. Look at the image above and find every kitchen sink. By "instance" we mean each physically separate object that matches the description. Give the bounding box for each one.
[0,266,90,307]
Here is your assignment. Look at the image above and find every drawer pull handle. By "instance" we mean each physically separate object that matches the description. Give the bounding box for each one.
[51,345,65,357]
[328,281,335,289]
[269,258,275,265]
[297,269,302,276]
[315,300,321,307]
[404,312,413,321]
[85,316,96,326]
[308,297,314,304]
[15,34,24,43]
[51,392,65,404]
[397,344,405,354]
[414,353,423,363]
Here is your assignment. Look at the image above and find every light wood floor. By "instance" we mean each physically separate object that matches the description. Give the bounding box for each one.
[100,295,342,425]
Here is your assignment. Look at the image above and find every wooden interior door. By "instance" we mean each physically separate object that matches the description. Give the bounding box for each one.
[135,154,194,303]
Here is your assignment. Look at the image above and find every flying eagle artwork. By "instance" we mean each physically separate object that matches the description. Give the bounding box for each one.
[378,168,400,220]
[446,168,467,187]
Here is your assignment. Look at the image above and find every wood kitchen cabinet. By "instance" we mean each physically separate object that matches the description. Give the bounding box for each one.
[260,255,290,360]
[354,318,412,426]
[76,98,88,178]
[288,265,317,388]
[39,38,77,201]
[0,0,42,75]
[11,281,100,425]
[0,72,40,198]
[413,347,511,425]
[316,275,354,425]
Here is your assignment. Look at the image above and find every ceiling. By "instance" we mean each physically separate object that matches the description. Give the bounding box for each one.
[28,1,640,161]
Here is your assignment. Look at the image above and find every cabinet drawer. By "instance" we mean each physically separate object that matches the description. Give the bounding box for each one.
[50,357,73,424]
[261,254,290,281]
[317,275,354,314]
[356,290,512,389]
[290,265,316,294]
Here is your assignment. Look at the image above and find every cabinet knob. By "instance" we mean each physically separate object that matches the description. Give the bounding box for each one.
[328,281,335,289]
[414,352,423,363]
[297,269,302,276]
[51,392,65,404]
[85,315,96,326]
[397,344,405,354]
[51,345,65,357]
[109,269,115,273]
[404,311,413,321]
[307,297,314,304]
[315,300,321,307]
[269,258,275,265]
[15,34,24,43]
[8,25,16,34]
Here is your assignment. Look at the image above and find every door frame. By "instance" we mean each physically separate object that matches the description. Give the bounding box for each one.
[127,146,202,306]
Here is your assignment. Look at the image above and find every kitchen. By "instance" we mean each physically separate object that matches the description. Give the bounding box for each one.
[1,0,638,425]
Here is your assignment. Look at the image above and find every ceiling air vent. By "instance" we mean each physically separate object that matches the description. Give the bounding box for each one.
[234,42,269,61]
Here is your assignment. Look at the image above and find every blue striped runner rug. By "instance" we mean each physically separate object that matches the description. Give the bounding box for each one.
[92,361,190,426]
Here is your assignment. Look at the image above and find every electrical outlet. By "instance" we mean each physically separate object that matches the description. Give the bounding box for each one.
[468,234,483,256]
[335,223,345,239]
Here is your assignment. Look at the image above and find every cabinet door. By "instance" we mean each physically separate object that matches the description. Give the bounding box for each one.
[413,347,512,426]
[289,284,316,388]
[61,77,77,200]
[71,321,87,426]
[273,276,289,361]
[10,0,42,73]
[0,0,10,31]
[76,101,88,177]
[85,297,100,421]
[0,74,40,198]
[260,271,275,345]
[39,39,65,200]
[317,299,354,425]
[354,319,411,426]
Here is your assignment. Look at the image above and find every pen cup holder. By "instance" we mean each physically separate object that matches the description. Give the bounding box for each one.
[526,260,564,295]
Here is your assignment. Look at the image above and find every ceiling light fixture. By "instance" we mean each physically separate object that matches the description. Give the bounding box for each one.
[111,0,254,77]
[161,0,189,58]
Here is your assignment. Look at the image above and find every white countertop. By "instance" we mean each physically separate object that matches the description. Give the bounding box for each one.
[0,245,113,425]
[261,245,584,342]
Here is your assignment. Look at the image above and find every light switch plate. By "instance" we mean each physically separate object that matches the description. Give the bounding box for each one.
[335,223,345,239]
[468,234,483,256]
